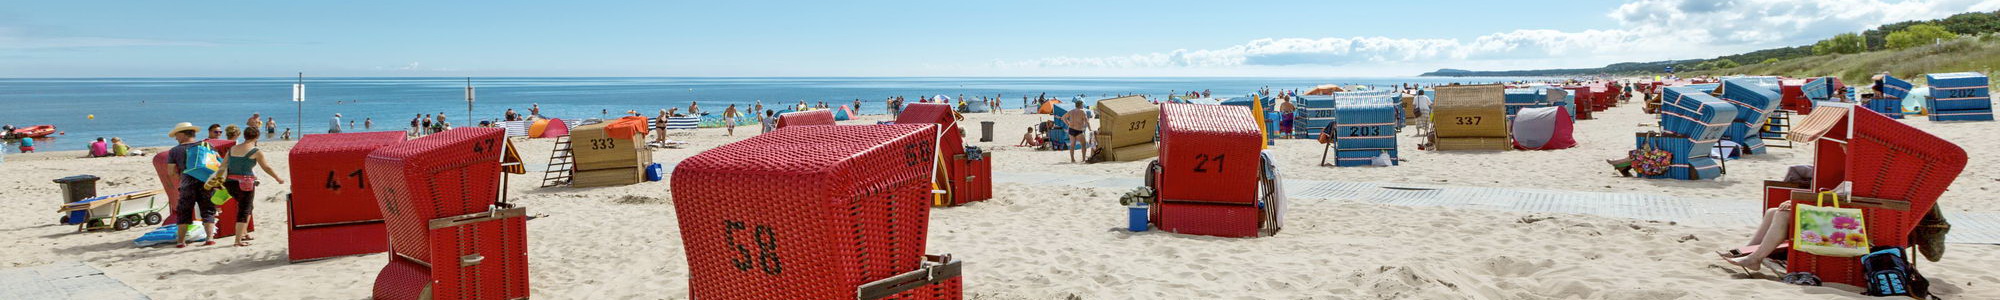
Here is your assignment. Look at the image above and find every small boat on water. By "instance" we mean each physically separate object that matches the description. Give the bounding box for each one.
[8,125,56,139]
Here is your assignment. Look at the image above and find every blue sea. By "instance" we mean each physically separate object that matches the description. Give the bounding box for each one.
[0,77,1531,151]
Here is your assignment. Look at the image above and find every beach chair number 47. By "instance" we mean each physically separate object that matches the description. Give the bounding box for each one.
[722,220,784,275]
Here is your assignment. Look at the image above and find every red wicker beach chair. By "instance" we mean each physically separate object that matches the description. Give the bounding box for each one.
[286,131,405,262]
[672,124,963,300]
[1770,106,1966,287]
[151,139,253,237]
[776,109,836,129]
[1151,103,1274,238]
[366,128,529,300]
[896,103,991,207]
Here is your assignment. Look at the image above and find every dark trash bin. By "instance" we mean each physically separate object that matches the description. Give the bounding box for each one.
[53,175,100,205]
[980,121,995,142]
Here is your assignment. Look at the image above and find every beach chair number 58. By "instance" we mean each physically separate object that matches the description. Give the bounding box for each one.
[722,220,784,275]
[1192,154,1225,173]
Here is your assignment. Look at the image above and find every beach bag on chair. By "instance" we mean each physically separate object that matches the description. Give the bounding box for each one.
[1792,191,1872,257]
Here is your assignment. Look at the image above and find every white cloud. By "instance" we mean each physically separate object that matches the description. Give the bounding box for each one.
[1005,0,2000,72]
[0,27,216,49]
[372,61,457,72]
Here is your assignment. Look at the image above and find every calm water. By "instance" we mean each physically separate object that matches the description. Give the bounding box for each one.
[0,77,1531,151]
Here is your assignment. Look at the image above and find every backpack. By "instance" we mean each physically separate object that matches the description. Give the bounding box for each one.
[1861,247,1916,297]
[182,142,222,180]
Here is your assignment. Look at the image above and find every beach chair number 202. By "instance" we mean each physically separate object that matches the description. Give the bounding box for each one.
[721,220,785,276]
[1192,154,1225,173]
[1454,116,1483,125]
[1945,89,1975,98]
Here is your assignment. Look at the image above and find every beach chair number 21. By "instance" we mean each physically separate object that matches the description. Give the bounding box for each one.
[722,220,784,275]
[1192,154,1225,173]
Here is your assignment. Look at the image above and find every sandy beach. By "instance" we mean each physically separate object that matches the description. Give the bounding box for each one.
[3,100,1997,299]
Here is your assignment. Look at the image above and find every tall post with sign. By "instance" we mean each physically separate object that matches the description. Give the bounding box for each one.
[465,77,475,127]
[294,73,304,135]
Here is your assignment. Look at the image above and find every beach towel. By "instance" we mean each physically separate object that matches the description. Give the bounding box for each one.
[602,116,651,139]
[663,116,700,130]
[133,222,206,247]
[1793,192,1872,257]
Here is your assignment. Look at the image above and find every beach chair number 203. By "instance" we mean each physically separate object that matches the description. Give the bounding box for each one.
[720,220,785,276]
[1346,127,1384,136]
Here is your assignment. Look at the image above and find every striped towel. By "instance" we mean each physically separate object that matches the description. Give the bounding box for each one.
[664,117,700,130]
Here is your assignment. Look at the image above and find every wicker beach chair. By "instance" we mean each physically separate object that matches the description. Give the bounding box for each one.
[367,128,529,300]
[671,124,963,300]
[1771,104,1967,287]
[1149,103,1282,237]
[1092,96,1159,162]
[1428,84,1511,151]
[897,103,991,207]
[286,131,405,262]
[1329,90,1399,167]
[776,109,836,129]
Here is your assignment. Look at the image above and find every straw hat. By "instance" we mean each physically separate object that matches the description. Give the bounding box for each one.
[167,122,199,137]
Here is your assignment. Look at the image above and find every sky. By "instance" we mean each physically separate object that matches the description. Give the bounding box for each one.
[2,0,1998,77]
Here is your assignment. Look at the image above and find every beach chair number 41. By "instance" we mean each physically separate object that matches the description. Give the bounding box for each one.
[1192,154,1225,173]
[324,169,366,191]
[721,220,784,275]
